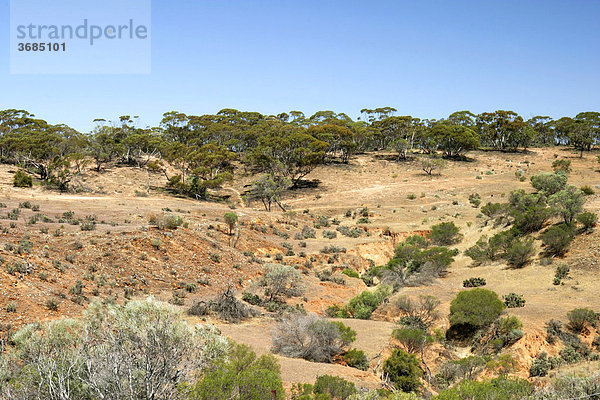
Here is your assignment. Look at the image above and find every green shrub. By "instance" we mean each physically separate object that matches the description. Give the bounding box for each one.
[449,289,505,330]
[555,264,570,280]
[566,308,597,333]
[383,349,422,393]
[541,224,575,256]
[529,352,550,377]
[559,345,584,364]
[320,245,347,254]
[223,212,238,235]
[511,205,553,234]
[428,222,462,245]
[552,159,571,174]
[530,171,567,195]
[328,285,391,320]
[313,375,356,399]
[6,302,17,313]
[433,376,532,400]
[537,374,600,399]
[193,344,285,400]
[336,225,364,238]
[463,277,486,288]
[393,328,433,354]
[13,170,33,188]
[481,202,508,219]
[323,230,337,239]
[343,349,369,371]
[317,269,345,285]
[298,225,315,239]
[405,234,429,248]
[6,299,235,400]
[469,193,481,207]
[580,185,595,195]
[80,220,96,231]
[504,237,535,269]
[149,213,183,230]
[386,240,458,286]
[342,269,360,279]
[577,211,598,231]
[498,316,524,346]
[242,292,262,306]
[549,185,585,225]
[46,299,59,311]
[502,293,525,308]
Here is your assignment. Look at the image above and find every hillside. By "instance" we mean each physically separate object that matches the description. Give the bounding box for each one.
[1,147,599,394]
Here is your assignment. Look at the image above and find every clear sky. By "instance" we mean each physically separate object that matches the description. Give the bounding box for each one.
[1,0,599,132]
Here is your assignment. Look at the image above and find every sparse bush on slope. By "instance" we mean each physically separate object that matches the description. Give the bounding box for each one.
[271,314,355,363]
[149,213,184,229]
[327,285,392,319]
[258,263,304,302]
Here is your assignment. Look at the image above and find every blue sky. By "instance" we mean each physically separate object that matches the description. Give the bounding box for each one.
[1,0,599,132]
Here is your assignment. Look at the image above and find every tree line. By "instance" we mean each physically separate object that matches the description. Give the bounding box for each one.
[1,108,598,200]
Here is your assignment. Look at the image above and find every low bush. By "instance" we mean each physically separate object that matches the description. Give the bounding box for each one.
[449,288,505,331]
[395,295,440,329]
[577,211,598,231]
[271,314,355,363]
[481,202,509,219]
[323,230,337,239]
[503,293,525,308]
[463,277,486,288]
[342,269,360,278]
[149,213,183,230]
[241,292,261,306]
[327,285,391,320]
[258,264,304,302]
[580,185,595,195]
[504,236,535,269]
[541,224,575,256]
[383,349,422,393]
[316,269,345,285]
[465,230,520,265]
[13,170,33,188]
[320,245,347,254]
[552,159,572,173]
[384,239,459,288]
[342,349,369,371]
[567,308,597,333]
[433,376,532,400]
[393,327,433,354]
[529,352,550,377]
[193,343,285,400]
[530,171,567,195]
[428,222,462,245]
[535,374,600,400]
[554,264,570,285]
[313,375,357,399]
[336,225,364,238]
[469,193,481,207]
[189,289,254,323]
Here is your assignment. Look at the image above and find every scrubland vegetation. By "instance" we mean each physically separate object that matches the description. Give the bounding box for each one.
[0,107,599,399]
